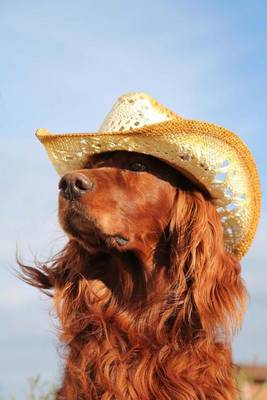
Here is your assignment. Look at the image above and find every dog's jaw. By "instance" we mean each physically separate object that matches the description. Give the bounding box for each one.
[59,199,131,256]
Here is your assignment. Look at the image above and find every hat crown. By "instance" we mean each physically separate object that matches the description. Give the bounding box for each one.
[98,92,181,132]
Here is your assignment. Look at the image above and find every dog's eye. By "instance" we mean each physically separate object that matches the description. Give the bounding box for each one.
[128,161,147,172]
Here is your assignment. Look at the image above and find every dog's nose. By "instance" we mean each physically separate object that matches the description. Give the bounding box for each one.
[58,173,94,200]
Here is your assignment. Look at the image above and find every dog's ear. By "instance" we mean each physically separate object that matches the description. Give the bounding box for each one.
[17,240,86,295]
[168,189,247,340]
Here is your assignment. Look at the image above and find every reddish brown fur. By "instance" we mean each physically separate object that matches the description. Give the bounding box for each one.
[19,150,247,399]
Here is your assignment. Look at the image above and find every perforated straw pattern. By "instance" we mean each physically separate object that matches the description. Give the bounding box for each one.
[36,93,261,260]
[99,92,180,132]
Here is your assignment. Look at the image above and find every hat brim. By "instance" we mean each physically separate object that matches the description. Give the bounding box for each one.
[36,118,261,260]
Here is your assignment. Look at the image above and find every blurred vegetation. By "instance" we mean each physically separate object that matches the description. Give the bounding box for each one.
[0,370,267,399]
[0,376,55,400]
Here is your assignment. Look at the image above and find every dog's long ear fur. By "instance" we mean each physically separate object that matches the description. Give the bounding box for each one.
[17,240,87,295]
[168,188,247,341]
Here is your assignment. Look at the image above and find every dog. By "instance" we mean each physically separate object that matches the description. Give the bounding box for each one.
[20,149,247,399]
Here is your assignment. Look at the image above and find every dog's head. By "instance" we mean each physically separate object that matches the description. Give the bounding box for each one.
[20,150,246,341]
[56,150,246,335]
[58,150,195,258]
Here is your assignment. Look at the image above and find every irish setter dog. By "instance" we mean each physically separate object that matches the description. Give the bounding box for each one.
[20,150,247,399]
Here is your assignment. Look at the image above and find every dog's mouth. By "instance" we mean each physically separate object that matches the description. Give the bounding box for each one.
[61,205,129,252]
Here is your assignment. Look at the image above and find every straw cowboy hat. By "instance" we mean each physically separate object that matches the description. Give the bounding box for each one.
[36,92,261,260]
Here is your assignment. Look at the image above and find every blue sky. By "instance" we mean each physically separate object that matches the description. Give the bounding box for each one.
[1,1,266,398]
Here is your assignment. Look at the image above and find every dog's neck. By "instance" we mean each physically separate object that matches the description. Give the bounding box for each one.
[54,242,177,348]
[75,245,169,310]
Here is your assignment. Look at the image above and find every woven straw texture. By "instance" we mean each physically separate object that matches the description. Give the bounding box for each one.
[36,93,261,260]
